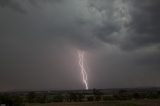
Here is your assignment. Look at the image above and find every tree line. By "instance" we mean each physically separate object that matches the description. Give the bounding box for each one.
[1,89,160,105]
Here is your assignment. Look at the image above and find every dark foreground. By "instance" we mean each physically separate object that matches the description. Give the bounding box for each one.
[26,99,160,106]
[1,88,160,106]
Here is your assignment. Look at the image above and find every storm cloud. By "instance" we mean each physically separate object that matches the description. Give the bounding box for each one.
[0,0,160,91]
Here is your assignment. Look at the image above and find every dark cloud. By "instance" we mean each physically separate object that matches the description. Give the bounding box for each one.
[89,0,160,50]
[1,0,160,50]
[0,0,62,13]
[0,0,26,13]
[124,0,160,50]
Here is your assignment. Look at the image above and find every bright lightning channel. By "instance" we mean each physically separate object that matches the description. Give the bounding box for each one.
[78,51,88,90]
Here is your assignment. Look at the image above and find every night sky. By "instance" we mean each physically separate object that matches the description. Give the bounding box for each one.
[0,0,160,91]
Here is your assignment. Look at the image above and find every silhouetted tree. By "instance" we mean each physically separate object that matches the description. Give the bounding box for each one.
[133,93,140,99]
[13,96,25,106]
[27,92,36,103]
[77,93,84,102]
[0,95,12,106]
[103,95,115,101]
[87,96,94,101]
[146,92,159,99]
[53,94,63,102]
[37,95,47,103]
[93,89,103,101]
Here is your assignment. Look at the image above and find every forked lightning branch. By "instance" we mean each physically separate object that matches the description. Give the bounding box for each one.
[78,51,89,90]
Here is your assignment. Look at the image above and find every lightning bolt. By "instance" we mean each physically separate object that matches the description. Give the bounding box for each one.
[78,51,89,90]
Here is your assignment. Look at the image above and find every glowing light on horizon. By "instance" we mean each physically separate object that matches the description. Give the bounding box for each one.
[78,51,89,90]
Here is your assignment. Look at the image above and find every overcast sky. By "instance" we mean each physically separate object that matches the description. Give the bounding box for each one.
[0,0,160,91]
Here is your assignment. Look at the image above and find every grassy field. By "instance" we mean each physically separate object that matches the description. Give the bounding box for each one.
[26,99,160,106]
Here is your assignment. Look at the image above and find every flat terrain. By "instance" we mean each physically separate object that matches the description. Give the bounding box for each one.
[26,99,160,106]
